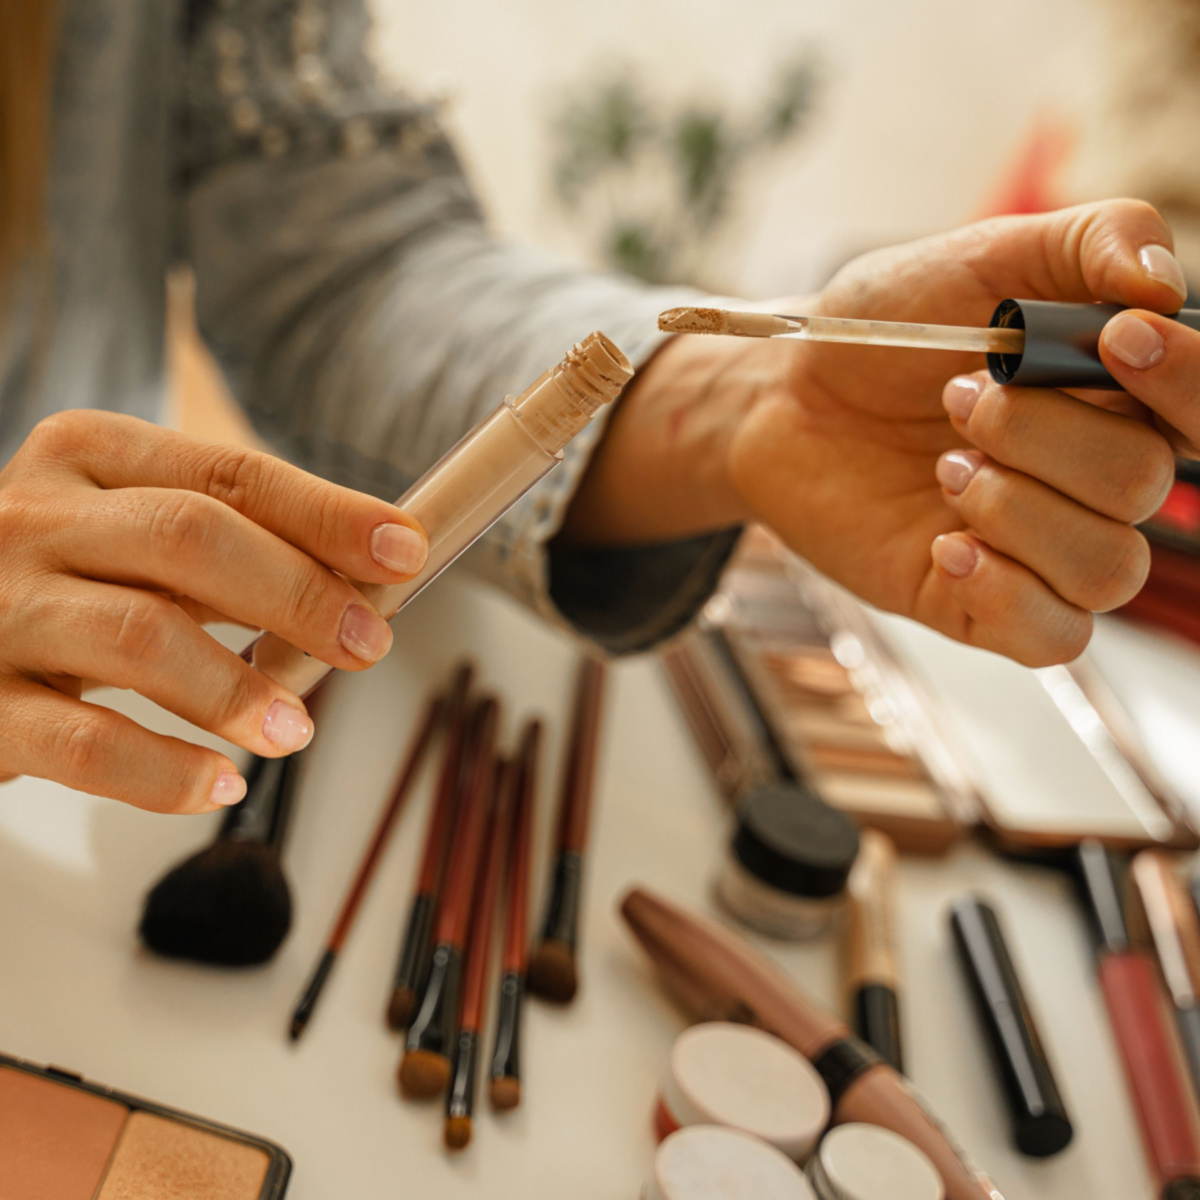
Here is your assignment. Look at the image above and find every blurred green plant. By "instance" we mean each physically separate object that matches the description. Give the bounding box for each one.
[551,51,821,286]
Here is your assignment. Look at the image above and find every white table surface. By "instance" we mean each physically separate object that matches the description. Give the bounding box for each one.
[3,572,1200,1200]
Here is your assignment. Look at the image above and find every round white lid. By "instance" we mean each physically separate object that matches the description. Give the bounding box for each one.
[662,1023,830,1160]
[808,1123,944,1200]
[646,1126,817,1200]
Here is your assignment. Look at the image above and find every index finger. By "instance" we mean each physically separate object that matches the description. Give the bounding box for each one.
[26,412,428,586]
[955,199,1188,316]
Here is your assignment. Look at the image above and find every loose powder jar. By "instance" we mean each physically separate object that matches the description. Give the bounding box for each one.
[654,1023,830,1162]
[806,1122,944,1200]
[719,784,860,939]
[643,1125,817,1200]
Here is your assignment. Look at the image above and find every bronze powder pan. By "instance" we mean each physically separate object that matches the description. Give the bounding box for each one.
[0,1053,291,1200]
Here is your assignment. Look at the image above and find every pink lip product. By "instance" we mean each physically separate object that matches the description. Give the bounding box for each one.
[643,1125,818,1200]
[807,1123,944,1200]
[243,334,632,699]
[653,1023,830,1162]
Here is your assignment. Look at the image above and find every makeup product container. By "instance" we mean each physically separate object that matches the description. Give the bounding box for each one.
[643,1125,817,1200]
[245,332,632,698]
[0,1053,291,1200]
[718,783,860,940]
[654,1023,830,1161]
[806,1123,944,1200]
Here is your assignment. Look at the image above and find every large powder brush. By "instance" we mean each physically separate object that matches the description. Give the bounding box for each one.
[138,752,302,967]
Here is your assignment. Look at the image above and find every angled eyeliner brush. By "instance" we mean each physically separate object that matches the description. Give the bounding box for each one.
[289,690,444,1041]
[385,662,475,1030]
[489,719,542,1110]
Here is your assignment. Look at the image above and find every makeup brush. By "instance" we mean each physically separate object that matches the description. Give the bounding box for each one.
[489,719,542,1111]
[289,691,444,1041]
[386,662,475,1030]
[527,656,606,1004]
[139,751,302,966]
[446,758,517,1150]
[400,696,500,1100]
[620,886,1003,1200]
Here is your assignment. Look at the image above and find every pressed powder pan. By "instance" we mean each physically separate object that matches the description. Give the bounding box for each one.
[0,1055,291,1200]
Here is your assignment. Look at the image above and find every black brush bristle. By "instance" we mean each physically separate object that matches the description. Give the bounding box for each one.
[138,752,301,967]
[139,840,292,966]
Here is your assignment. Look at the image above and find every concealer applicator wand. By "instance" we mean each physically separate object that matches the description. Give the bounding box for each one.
[140,750,302,966]
[660,300,1200,390]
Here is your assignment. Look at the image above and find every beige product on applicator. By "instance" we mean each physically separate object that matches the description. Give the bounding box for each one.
[654,1023,830,1161]
[807,1123,944,1200]
[644,1126,818,1200]
[244,334,633,698]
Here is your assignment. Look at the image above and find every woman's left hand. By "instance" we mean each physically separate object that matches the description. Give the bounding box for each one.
[570,199,1195,666]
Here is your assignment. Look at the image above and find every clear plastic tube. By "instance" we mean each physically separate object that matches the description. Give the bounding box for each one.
[244,332,633,698]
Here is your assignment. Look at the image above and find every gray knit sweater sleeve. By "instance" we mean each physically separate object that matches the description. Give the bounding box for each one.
[179,0,739,654]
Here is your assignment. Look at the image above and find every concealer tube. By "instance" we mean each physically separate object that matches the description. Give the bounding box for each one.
[844,831,903,1073]
[243,334,633,698]
[621,887,1002,1200]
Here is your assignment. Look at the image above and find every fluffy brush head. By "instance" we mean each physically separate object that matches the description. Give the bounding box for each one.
[489,1076,521,1111]
[526,939,578,1004]
[386,986,418,1032]
[443,1116,473,1150]
[398,1049,452,1100]
[138,840,292,967]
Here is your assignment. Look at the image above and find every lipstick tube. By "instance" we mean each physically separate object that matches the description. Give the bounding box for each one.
[243,334,632,698]
[1077,841,1200,1196]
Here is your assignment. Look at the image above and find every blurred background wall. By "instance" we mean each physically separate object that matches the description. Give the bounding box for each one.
[368,0,1126,297]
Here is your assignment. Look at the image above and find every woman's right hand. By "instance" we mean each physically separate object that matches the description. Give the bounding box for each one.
[0,411,429,814]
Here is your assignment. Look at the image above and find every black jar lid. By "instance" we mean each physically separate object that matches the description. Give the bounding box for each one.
[732,783,860,899]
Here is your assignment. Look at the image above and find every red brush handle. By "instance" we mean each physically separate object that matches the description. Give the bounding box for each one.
[1099,950,1200,1187]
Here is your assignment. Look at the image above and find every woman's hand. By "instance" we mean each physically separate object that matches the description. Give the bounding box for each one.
[0,412,428,812]
[571,199,1195,666]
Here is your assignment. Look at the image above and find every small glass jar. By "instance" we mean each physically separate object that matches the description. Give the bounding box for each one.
[642,1126,816,1200]
[718,784,860,940]
[654,1023,830,1162]
[806,1124,944,1200]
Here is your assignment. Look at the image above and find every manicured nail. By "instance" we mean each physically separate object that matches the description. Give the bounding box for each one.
[932,534,979,579]
[262,700,314,752]
[936,449,983,496]
[1138,244,1188,301]
[210,771,247,807]
[1104,312,1165,370]
[339,603,393,663]
[370,523,429,575]
[943,376,983,422]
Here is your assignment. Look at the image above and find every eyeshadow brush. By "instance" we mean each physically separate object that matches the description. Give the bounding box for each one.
[139,749,302,966]
[489,719,542,1110]
[527,656,606,1004]
[445,757,517,1150]
[289,690,444,1041]
[386,662,475,1030]
[620,885,1003,1200]
[400,696,500,1099]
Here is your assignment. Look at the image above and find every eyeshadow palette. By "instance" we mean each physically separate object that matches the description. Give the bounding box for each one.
[0,1053,291,1200]
[663,527,1198,855]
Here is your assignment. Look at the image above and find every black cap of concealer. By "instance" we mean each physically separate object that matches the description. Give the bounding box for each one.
[988,299,1200,391]
[950,895,1074,1158]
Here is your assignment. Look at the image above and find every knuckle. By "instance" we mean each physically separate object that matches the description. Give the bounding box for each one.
[56,715,110,783]
[110,594,172,670]
[198,446,265,512]
[213,667,263,733]
[26,410,96,459]
[284,562,339,633]
[973,385,1033,451]
[1114,440,1176,523]
[149,491,220,559]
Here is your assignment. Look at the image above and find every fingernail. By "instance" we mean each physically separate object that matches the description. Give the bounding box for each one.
[932,534,979,579]
[936,450,983,496]
[943,376,983,422]
[210,771,247,807]
[1104,312,1166,370]
[339,603,393,663]
[370,523,429,575]
[262,699,314,752]
[1138,244,1188,301]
